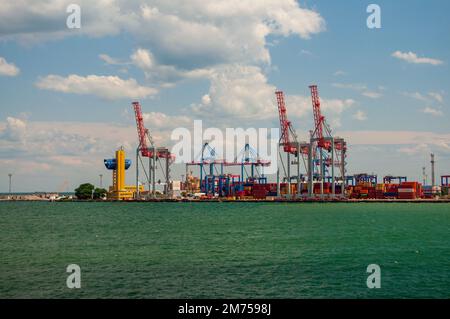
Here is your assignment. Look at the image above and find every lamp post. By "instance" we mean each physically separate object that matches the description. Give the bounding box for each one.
[8,173,12,194]
[99,174,103,189]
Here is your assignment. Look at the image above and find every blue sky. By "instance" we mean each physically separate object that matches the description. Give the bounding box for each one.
[0,0,449,192]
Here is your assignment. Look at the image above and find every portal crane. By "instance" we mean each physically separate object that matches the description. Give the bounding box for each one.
[133,101,174,199]
[276,91,298,154]
[309,85,332,151]
[275,90,309,198]
[308,85,347,198]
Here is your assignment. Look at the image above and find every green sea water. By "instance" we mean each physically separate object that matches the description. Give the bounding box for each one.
[0,202,449,299]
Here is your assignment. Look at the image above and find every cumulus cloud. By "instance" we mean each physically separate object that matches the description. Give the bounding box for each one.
[0,1,325,68]
[186,65,355,130]
[0,0,128,42]
[5,1,327,121]
[190,64,277,121]
[0,117,27,141]
[131,48,154,70]
[127,48,213,85]
[0,57,20,76]
[143,112,192,130]
[286,94,355,130]
[392,51,443,66]
[35,74,157,99]
[132,1,325,68]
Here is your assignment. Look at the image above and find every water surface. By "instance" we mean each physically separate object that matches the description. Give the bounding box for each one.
[0,202,449,298]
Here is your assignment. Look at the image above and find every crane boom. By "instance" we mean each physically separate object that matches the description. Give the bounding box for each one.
[133,101,152,157]
[133,101,175,161]
[309,85,323,140]
[309,85,331,150]
[276,91,298,154]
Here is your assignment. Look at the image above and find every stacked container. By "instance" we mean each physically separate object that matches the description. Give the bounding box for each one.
[398,182,422,199]
[384,184,399,198]
[376,184,385,199]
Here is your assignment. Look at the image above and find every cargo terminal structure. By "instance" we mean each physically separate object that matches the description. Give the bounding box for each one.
[104,147,143,200]
[102,85,449,201]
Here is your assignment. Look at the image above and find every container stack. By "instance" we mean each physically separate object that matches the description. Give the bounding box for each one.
[348,184,377,199]
[376,184,385,199]
[252,184,268,199]
[398,182,422,200]
[384,184,399,198]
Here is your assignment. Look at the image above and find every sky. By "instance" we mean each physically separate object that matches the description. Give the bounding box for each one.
[0,0,449,192]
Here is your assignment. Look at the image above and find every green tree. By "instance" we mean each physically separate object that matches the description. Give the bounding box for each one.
[93,188,107,200]
[75,183,95,200]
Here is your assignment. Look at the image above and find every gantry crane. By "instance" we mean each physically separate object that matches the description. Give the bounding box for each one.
[186,142,271,196]
[225,143,271,184]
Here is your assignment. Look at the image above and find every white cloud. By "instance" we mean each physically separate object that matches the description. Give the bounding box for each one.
[353,111,367,121]
[392,51,443,66]
[286,94,355,122]
[127,48,213,85]
[404,91,445,116]
[251,92,355,134]
[35,74,157,99]
[142,112,192,130]
[0,57,20,76]
[0,1,325,68]
[361,91,383,99]
[191,64,277,121]
[0,0,128,42]
[2,1,327,121]
[428,92,444,104]
[333,70,346,76]
[99,54,125,66]
[131,48,154,70]
[201,94,211,105]
[422,107,443,117]
[0,117,111,161]
[185,64,356,130]
[333,83,383,99]
[0,117,27,141]
[403,91,429,102]
[133,1,325,67]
